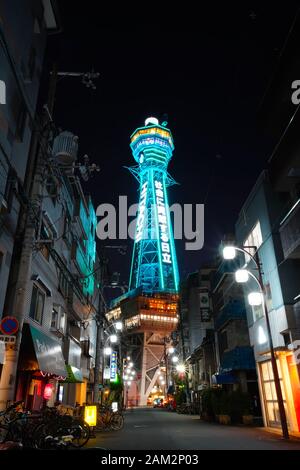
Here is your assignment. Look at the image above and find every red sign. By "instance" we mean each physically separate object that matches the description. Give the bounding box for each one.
[0,316,19,335]
[43,384,53,400]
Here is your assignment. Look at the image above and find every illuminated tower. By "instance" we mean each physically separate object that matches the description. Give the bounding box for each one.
[128,117,179,293]
[106,117,180,406]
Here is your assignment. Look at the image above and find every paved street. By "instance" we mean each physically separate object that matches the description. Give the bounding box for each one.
[87,408,300,450]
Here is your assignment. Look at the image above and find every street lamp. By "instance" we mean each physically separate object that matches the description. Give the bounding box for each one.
[115,321,123,331]
[248,291,264,306]
[104,347,112,356]
[235,269,249,283]
[176,364,186,374]
[109,334,118,343]
[222,244,289,439]
[171,356,179,363]
[168,347,175,354]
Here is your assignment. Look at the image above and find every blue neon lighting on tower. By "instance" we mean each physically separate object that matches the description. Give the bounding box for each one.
[128,117,179,293]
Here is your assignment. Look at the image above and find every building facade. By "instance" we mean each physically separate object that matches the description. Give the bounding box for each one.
[235,171,300,432]
[0,0,59,371]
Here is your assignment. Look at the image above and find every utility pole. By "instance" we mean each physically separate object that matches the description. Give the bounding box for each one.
[93,251,108,404]
[93,289,105,404]
[254,251,289,440]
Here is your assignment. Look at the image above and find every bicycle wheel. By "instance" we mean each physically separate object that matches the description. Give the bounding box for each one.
[0,424,9,443]
[67,418,90,448]
[110,413,124,431]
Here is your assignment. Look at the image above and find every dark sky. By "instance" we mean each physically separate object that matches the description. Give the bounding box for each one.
[45,1,300,287]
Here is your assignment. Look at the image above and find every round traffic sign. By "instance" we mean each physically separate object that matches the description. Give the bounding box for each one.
[0,316,19,335]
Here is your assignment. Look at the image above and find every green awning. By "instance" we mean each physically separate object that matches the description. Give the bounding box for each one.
[29,324,67,377]
[63,364,84,383]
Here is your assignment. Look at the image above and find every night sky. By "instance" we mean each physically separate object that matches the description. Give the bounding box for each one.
[45,2,300,287]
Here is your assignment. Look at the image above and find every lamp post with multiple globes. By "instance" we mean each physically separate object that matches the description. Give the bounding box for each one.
[222,244,289,440]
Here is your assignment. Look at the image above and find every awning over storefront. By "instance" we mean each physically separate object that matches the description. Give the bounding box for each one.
[63,364,83,383]
[29,324,67,377]
[212,373,238,385]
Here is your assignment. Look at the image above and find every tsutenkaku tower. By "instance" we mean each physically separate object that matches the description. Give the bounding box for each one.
[128,117,179,294]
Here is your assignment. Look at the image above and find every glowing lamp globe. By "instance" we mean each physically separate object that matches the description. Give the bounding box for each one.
[248,292,263,306]
[110,334,118,343]
[104,347,112,356]
[223,246,236,260]
[235,269,249,283]
[176,364,186,373]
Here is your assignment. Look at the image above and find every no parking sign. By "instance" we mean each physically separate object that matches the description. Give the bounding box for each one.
[0,316,19,335]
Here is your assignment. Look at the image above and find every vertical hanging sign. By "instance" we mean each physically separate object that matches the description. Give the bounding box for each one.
[154,180,172,264]
[135,182,148,242]
[110,351,118,382]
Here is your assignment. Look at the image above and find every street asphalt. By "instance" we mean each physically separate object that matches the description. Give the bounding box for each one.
[86,407,300,450]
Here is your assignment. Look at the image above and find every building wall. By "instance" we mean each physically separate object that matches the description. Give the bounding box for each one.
[235,171,300,431]
[0,0,50,318]
[235,172,299,355]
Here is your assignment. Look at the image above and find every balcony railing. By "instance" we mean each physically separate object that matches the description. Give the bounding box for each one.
[215,299,246,330]
[280,200,300,259]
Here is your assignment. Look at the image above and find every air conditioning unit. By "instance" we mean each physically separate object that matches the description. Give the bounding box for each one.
[52,131,78,167]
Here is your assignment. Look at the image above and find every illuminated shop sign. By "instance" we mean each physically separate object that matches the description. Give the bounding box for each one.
[155,180,172,264]
[110,351,118,382]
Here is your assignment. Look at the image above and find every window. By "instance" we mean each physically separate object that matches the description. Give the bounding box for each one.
[29,285,45,324]
[252,304,264,321]
[51,305,66,333]
[244,221,263,263]
[51,306,59,329]
[265,282,273,312]
[260,360,288,428]
[219,329,228,354]
[59,271,70,299]
[45,176,57,206]
[63,212,72,245]
[40,222,51,261]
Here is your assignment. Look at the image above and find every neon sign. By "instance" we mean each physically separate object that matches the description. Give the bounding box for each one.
[110,351,118,382]
[155,180,171,264]
[135,182,148,243]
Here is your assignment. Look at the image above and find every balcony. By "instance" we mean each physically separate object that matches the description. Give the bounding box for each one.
[215,299,246,330]
[219,346,256,373]
[280,199,300,259]
[211,259,240,292]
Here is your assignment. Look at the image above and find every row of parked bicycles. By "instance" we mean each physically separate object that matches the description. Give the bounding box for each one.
[0,400,124,450]
[176,402,200,415]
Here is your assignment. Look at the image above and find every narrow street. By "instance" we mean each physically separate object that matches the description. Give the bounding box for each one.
[88,408,300,451]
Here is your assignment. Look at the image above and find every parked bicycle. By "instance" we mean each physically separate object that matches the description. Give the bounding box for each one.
[94,404,124,432]
[0,402,90,449]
